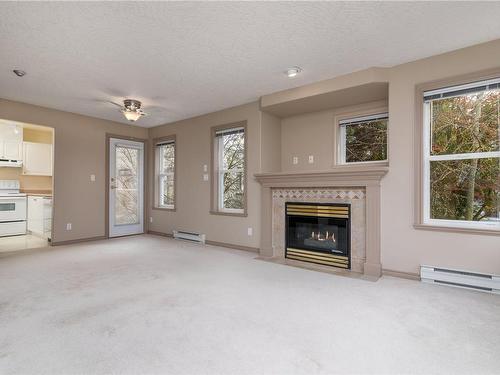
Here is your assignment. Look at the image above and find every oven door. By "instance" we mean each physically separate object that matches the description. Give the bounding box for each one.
[0,196,27,222]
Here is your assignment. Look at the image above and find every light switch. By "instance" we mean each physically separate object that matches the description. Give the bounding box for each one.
[203,164,208,172]
[308,155,314,164]
[90,174,96,182]
[293,156,299,165]
[247,227,253,236]
[203,174,209,181]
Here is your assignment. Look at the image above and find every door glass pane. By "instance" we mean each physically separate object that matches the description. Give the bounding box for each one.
[115,146,139,225]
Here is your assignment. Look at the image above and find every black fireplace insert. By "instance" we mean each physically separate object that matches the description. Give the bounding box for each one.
[285,202,350,269]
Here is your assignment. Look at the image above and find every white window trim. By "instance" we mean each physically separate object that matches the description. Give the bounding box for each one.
[338,113,389,164]
[155,140,175,210]
[217,132,244,214]
[422,80,500,230]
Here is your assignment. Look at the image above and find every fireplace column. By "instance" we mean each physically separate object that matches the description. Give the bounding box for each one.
[260,186,274,257]
[364,182,382,277]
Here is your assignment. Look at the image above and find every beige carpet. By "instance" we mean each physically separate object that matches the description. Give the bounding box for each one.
[0,234,499,374]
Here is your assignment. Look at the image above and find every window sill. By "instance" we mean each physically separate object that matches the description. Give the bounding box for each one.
[414,223,500,236]
[152,206,176,212]
[210,210,247,218]
[336,160,389,168]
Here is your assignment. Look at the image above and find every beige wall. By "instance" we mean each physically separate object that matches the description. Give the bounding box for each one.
[0,99,148,243]
[280,100,388,172]
[260,111,281,173]
[148,102,262,249]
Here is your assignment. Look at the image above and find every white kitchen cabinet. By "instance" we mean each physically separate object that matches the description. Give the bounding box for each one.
[0,123,23,160]
[3,140,22,160]
[23,142,53,176]
[28,196,52,240]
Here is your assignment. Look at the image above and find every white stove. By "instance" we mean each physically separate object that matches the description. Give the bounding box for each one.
[0,180,27,236]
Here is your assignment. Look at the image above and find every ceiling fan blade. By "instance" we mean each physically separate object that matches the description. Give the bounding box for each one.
[106,100,123,108]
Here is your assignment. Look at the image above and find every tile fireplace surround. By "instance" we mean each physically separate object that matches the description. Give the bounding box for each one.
[255,166,389,279]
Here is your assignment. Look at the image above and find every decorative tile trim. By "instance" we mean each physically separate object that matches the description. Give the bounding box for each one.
[272,188,365,200]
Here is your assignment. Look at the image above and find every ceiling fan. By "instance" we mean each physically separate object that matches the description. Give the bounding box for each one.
[109,99,147,122]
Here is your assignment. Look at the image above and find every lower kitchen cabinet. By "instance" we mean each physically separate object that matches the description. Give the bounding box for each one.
[27,196,52,240]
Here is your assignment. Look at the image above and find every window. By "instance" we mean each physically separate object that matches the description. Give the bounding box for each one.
[339,113,388,164]
[155,137,175,210]
[423,78,500,229]
[212,124,246,215]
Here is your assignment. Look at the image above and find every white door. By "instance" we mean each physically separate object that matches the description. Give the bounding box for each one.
[109,138,144,237]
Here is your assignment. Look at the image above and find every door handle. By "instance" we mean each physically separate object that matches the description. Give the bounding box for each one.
[110,185,117,190]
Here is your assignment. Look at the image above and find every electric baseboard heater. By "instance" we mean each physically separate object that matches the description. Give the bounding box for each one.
[173,230,206,244]
[421,265,499,294]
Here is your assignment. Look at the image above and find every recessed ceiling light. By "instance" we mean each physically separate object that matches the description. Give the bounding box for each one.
[13,69,26,77]
[286,66,302,78]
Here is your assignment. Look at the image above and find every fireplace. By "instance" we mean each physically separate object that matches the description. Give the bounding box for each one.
[285,202,350,269]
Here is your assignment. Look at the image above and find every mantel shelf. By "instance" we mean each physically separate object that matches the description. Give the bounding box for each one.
[254,166,389,188]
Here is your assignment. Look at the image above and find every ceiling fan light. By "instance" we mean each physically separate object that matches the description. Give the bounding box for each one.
[123,110,142,122]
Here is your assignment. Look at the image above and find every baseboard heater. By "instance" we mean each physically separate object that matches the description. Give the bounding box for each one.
[173,230,206,244]
[420,265,500,294]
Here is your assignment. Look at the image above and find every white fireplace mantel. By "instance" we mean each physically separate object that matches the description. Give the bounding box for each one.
[254,166,388,278]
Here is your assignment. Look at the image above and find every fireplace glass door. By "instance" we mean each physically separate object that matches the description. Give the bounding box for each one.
[285,203,350,269]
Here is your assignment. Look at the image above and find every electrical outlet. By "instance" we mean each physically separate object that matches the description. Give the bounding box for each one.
[203,174,209,181]
[308,155,314,164]
[149,217,153,223]
[292,156,299,165]
[66,223,72,231]
[90,174,96,182]
[247,227,253,236]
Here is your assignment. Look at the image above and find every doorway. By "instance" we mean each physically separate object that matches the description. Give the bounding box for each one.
[108,137,145,237]
[0,120,54,253]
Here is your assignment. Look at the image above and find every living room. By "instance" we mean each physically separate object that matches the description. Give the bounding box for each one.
[0,2,499,374]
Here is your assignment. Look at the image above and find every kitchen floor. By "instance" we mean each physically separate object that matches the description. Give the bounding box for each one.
[0,234,48,253]
[0,234,499,374]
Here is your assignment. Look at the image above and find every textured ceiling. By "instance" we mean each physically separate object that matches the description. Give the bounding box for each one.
[1,2,500,128]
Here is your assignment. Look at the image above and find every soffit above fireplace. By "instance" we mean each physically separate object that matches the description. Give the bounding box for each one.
[254,165,388,188]
[260,68,389,118]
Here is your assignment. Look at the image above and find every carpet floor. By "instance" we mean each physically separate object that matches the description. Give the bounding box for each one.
[0,234,499,375]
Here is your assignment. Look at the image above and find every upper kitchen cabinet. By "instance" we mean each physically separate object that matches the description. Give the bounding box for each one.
[23,142,53,176]
[0,123,23,161]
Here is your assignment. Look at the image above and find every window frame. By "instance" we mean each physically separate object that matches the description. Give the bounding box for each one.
[153,135,176,211]
[415,68,500,235]
[210,121,248,217]
[338,112,389,165]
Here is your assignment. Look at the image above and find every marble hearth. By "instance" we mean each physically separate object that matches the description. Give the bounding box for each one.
[254,166,388,279]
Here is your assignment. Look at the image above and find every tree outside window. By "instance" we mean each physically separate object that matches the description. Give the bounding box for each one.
[340,114,388,164]
[214,127,245,213]
[424,82,500,226]
[156,140,175,209]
